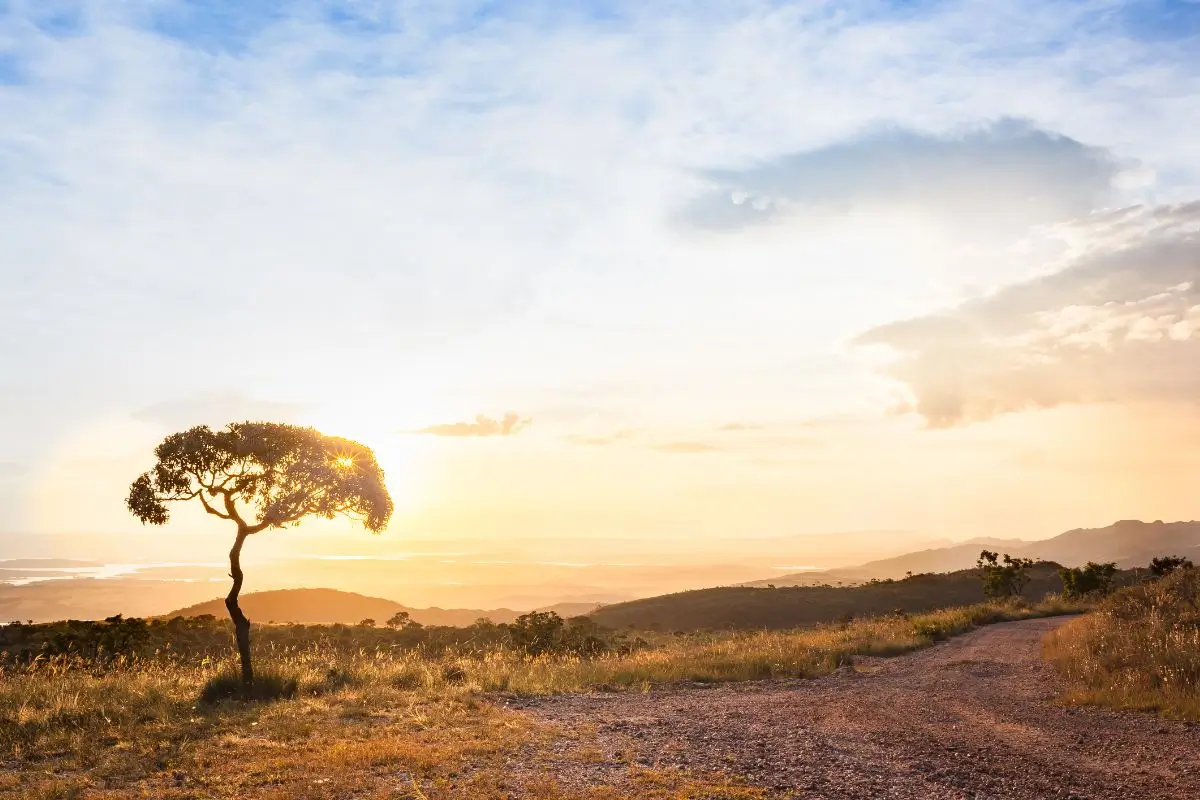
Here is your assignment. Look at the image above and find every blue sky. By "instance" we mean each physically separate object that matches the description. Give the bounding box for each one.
[2,1,1200,549]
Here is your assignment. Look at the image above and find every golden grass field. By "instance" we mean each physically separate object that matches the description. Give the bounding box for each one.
[0,599,1089,799]
[1044,567,1200,721]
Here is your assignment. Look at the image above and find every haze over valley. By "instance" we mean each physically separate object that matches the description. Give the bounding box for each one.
[0,527,947,619]
[5,519,1197,623]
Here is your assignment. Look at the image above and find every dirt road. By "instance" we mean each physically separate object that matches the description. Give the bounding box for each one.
[516,618,1199,798]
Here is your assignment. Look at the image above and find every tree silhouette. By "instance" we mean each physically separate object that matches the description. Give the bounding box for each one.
[975,550,1034,599]
[1150,555,1194,578]
[127,422,393,684]
[385,610,412,629]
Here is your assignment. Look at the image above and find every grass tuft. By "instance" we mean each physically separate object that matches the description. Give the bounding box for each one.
[198,669,299,705]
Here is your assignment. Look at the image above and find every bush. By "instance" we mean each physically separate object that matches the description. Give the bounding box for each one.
[441,664,468,684]
[1059,561,1118,599]
[1150,555,1194,578]
[508,611,565,656]
[198,670,299,705]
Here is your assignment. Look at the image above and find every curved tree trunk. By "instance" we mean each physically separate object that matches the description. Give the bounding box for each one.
[225,530,253,684]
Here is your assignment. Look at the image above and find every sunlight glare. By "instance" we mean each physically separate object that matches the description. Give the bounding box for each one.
[301,404,434,518]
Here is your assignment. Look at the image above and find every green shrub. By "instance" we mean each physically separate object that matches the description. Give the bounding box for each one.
[1059,561,1118,599]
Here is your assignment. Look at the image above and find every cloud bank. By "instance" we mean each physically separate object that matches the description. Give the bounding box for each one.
[648,441,723,454]
[681,119,1138,233]
[415,413,531,438]
[857,202,1200,427]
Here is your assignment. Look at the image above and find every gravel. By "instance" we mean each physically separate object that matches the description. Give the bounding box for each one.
[512,618,1199,798]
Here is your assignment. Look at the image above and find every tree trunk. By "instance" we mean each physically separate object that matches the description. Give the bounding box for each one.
[225,530,253,684]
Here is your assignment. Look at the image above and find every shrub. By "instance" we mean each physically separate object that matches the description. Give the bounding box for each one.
[508,611,565,656]
[441,664,468,684]
[1059,561,1118,599]
[502,611,624,657]
[1150,555,1194,578]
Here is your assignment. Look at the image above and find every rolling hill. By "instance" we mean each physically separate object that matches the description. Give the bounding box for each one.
[587,563,1075,631]
[165,589,597,627]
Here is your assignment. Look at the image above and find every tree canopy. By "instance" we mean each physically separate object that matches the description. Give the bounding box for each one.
[127,421,393,534]
[975,550,1035,599]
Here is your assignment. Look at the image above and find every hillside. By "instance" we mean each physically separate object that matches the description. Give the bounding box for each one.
[165,588,595,627]
[588,563,1072,631]
[749,520,1200,586]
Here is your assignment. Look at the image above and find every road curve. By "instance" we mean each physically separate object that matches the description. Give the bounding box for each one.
[517,617,1200,798]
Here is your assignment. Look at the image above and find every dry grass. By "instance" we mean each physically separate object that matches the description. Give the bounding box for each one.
[1044,568,1200,720]
[0,598,1079,797]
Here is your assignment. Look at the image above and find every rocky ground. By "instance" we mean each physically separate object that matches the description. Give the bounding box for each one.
[513,618,1199,798]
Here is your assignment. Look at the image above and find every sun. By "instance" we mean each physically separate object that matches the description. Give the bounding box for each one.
[301,405,432,516]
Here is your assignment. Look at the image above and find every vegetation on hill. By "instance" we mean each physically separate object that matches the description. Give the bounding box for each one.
[589,562,1077,631]
[1044,565,1200,720]
[165,588,600,627]
[169,588,483,628]
[1058,561,1118,599]
[975,551,1036,599]
[0,611,638,671]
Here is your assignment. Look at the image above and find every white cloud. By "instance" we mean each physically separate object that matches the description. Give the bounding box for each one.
[680,119,1128,233]
[2,1,1200,529]
[857,203,1200,426]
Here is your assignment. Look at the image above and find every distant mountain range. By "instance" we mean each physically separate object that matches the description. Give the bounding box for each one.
[164,589,599,627]
[744,520,1200,587]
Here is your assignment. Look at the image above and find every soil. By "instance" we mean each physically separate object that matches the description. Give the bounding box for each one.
[511,617,1199,798]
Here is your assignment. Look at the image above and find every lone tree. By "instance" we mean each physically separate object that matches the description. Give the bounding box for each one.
[127,422,393,684]
[385,610,412,629]
[975,550,1035,599]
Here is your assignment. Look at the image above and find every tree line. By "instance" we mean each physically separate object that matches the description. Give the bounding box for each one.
[975,550,1193,600]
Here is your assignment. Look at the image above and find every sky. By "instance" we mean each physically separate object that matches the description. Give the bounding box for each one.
[2,0,1200,558]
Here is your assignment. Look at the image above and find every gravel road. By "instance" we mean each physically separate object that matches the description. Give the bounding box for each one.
[514,618,1199,798]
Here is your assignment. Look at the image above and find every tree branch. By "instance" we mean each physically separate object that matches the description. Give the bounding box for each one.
[243,520,273,535]
[220,489,248,528]
[198,492,232,520]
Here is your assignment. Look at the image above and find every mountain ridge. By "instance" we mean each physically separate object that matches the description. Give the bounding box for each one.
[743,519,1200,587]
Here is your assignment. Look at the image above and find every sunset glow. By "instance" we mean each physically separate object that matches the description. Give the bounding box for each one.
[3,5,1199,797]
[0,1,1197,583]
